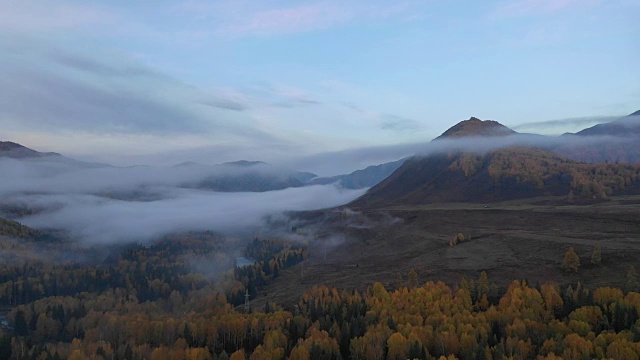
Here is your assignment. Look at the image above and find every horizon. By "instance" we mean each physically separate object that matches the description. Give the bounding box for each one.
[3,111,639,177]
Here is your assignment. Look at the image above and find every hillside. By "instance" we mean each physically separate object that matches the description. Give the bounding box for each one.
[0,216,43,240]
[574,110,640,136]
[557,110,640,164]
[0,141,60,159]
[307,158,406,189]
[350,118,640,208]
[222,160,317,183]
[196,172,306,192]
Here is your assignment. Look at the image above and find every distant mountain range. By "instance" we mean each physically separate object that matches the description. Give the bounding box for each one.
[0,141,108,168]
[0,140,401,192]
[3,110,639,200]
[307,158,406,189]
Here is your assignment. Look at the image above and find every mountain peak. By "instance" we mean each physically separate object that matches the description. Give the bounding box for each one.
[629,110,640,117]
[435,117,516,140]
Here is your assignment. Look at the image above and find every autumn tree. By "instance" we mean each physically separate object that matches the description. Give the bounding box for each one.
[449,233,465,247]
[590,245,602,266]
[625,266,640,293]
[387,332,409,360]
[229,349,246,360]
[562,247,580,273]
[407,269,418,288]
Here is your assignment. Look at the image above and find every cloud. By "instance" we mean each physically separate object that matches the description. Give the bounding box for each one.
[196,84,322,113]
[50,51,158,78]
[284,142,425,176]
[218,3,350,37]
[17,186,365,244]
[0,0,116,33]
[511,116,619,134]
[173,1,428,38]
[0,158,366,243]
[199,98,250,112]
[250,83,323,108]
[0,40,282,146]
[491,0,601,18]
[380,114,421,132]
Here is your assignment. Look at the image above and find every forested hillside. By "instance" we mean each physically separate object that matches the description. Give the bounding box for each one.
[352,147,640,208]
[0,233,639,359]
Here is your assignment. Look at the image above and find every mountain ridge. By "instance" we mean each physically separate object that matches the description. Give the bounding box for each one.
[307,158,407,189]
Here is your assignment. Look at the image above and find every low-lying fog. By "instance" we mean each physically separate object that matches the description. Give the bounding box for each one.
[0,158,366,243]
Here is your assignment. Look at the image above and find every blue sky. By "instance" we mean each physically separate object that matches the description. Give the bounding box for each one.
[1,0,638,171]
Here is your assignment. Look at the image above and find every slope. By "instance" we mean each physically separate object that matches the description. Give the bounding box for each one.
[307,158,406,189]
[350,118,640,208]
[558,110,640,164]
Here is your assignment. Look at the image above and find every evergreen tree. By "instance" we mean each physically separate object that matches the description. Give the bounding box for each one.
[590,245,602,266]
[625,266,640,293]
[14,309,28,336]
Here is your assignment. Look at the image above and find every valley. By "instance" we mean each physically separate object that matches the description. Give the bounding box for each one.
[255,195,640,308]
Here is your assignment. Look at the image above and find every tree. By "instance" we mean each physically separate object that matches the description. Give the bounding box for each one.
[387,332,409,360]
[590,246,602,266]
[229,349,246,360]
[450,233,466,247]
[625,266,640,293]
[562,247,580,273]
[407,269,418,288]
[13,309,28,337]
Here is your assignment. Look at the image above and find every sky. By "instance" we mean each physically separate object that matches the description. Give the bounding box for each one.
[1,0,639,172]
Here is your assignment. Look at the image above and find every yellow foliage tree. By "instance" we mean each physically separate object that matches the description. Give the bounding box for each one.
[562,247,580,273]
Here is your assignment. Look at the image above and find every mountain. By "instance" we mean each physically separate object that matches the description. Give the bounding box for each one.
[350,118,640,208]
[291,171,318,183]
[170,161,315,192]
[221,160,317,183]
[574,110,640,136]
[195,171,306,192]
[0,141,109,168]
[308,117,515,190]
[0,141,61,159]
[307,158,407,189]
[435,117,516,139]
[557,110,640,164]
[222,160,268,167]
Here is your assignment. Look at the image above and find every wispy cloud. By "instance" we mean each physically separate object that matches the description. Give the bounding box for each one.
[218,3,350,37]
[0,40,279,145]
[380,114,422,133]
[0,0,116,33]
[511,116,619,134]
[491,0,600,18]
[173,0,427,38]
